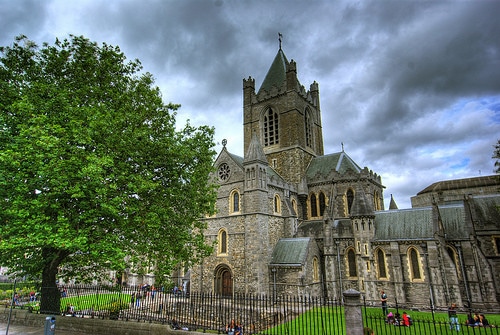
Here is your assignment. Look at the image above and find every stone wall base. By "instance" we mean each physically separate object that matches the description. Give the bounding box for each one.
[0,308,187,335]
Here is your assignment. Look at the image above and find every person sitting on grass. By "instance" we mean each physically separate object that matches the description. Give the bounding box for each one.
[402,312,410,326]
[479,314,490,327]
[386,312,394,324]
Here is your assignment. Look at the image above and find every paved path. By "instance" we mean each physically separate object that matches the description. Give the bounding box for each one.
[0,322,86,335]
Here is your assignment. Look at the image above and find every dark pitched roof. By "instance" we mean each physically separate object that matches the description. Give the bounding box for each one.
[417,175,499,195]
[374,204,469,241]
[270,237,310,266]
[469,194,500,226]
[258,48,289,94]
[306,151,362,179]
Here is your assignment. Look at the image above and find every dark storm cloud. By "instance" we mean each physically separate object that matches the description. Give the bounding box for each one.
[0,0,48,41]
[1,0,499,208]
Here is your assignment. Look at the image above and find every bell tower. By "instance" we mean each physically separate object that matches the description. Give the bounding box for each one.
[243,42,324,185]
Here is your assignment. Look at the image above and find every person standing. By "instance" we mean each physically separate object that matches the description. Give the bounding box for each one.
[380,290,388,316]
[448,303,460,331]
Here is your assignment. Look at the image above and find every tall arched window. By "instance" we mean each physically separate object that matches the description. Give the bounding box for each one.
[346,189,354,215]
[347,248,357,277]
[374,191,381,210]
[305,108,313,148]
[319,192,326,216]
[230,190,240,213]
[274,194,281,214]
[310,193,318,217]
[409,247,422,280]
[291,199,298,217]
[446,246,462,279]
[218,229,227,255]
[264,107,279,146]
[376,249,387,278]
[313,256,319,281]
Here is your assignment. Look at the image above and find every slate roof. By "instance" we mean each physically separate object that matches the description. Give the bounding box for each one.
[469,194,500,226]
[374,204,469,241]
[306,151,362,179]
[270,237,310,267]
[258,48,289,94]
[416,175,499,195]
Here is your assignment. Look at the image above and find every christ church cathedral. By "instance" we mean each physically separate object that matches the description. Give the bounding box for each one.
[184,45,500,311]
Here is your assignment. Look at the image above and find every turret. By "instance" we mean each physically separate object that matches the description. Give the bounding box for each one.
[243,76,255,106]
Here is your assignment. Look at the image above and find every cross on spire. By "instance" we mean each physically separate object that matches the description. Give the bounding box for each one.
[278,32,283,49]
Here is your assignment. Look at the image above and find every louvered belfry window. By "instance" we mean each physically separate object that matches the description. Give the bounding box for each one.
[264,108,279,146]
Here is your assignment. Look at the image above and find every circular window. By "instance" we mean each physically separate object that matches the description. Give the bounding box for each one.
[218,163,231,182]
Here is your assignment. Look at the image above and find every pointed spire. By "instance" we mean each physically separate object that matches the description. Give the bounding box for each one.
[389,194,398,210]
[244,131,268,165]
[258,48,289,94]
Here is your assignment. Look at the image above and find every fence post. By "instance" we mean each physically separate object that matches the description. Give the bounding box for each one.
[343,289,364,335]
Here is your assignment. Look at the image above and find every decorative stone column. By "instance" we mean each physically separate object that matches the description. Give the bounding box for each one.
[343,289,364,335]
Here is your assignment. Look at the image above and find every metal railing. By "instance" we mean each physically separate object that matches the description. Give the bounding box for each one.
[3,284,500,335]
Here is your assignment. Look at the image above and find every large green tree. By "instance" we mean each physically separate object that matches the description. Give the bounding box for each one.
[0,35,217,313]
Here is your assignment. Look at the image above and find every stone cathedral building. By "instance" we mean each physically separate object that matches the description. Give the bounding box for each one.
[188,46,500,311]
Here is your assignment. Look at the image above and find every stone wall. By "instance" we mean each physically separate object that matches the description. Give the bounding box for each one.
[0,308,185,335]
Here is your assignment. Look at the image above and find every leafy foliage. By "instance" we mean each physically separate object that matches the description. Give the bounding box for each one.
[0,35,217,312]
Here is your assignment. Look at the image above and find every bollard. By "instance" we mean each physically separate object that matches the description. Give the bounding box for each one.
[343,289,364,335]
[44,315,56,334]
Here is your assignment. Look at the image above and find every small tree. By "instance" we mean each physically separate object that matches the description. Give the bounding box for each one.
[494,139,500,174]
[0,35,217,313]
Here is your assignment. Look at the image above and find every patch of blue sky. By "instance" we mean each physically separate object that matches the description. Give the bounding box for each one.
[450,158,470,170]
[439,95,500,124]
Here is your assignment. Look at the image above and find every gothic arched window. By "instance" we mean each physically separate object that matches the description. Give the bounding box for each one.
[218,229,228,255]
[409,247,422,280]
[230,190,240,214]
[274,194,281,214]
[291,198,298,217]
[347,248,357,277]
[319,192,326,216]
[447,246,462,279]
[376,249,387,279]
[346,189,354,215]
[313,257,319,281]
[310,193,318,217]
[374,191,381,211]
[264,107,279,146]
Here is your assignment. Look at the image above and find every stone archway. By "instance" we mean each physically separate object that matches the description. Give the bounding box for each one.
[214,264,233,296]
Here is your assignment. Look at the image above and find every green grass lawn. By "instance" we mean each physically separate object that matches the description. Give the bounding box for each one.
[23,292,132,313]
[259,306,500,335]
[60,292,130,312]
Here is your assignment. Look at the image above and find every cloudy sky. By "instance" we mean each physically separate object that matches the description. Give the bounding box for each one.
[1,0,499,209]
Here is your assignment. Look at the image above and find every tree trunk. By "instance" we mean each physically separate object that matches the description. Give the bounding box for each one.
[39,248,67,315]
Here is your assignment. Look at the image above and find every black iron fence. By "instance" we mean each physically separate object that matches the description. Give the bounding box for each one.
[3,284,500,335]
[363,302,500,335]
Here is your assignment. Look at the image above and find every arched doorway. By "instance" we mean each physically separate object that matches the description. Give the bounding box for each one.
[214,265,233,296]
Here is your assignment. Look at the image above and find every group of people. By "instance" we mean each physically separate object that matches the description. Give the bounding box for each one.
[226,319,243,335]
[449,303,492,330]
[381,291,412,327]
[385,311,412,326]
[466,311,490,327]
